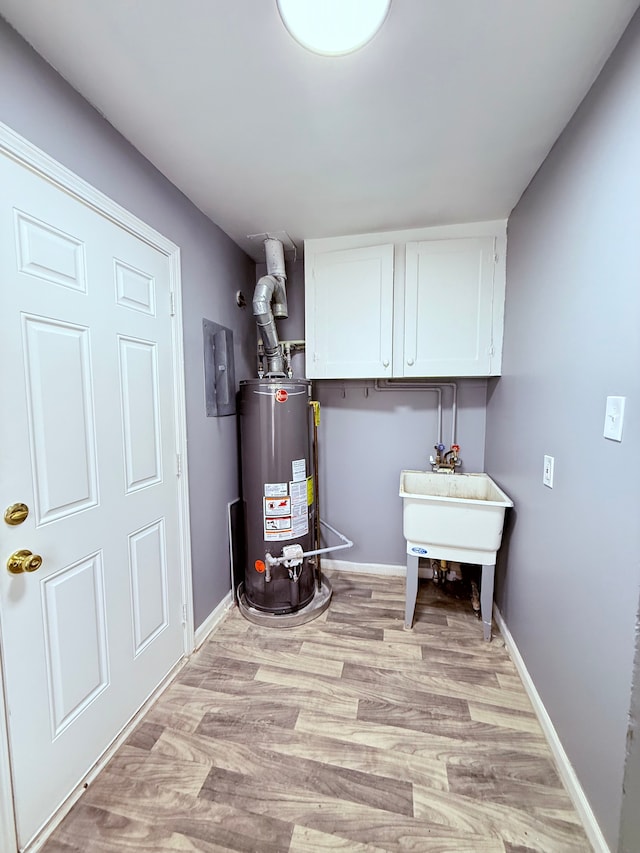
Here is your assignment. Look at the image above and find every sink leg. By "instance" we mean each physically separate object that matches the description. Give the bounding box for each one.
[405,553,419,629]
[481,564,495,641]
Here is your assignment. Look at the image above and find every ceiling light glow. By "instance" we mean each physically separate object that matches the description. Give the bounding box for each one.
[277,0,391,56]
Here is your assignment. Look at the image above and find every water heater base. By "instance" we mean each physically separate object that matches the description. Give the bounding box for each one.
[237,577,332,628]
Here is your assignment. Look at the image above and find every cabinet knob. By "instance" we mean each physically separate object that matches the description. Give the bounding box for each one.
[407,358,415,366]
[382,360,389,368]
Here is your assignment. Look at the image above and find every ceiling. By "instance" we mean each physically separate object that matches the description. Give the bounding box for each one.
[0,0,638,260]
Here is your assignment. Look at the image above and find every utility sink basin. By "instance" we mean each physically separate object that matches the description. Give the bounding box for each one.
[400,470,513,564]
[399,470,514,640]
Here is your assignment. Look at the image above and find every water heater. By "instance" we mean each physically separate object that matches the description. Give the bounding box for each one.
[238,378,317,615]
[235,237,351,626]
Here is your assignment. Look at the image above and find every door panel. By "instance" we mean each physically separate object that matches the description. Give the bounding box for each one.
[22,316,99,524]
[15,210,87,293]
[0,151,185,849]
[128,519,169,656]
[114,259,156,315]
[118,336,162,492]
[42,552,109,738]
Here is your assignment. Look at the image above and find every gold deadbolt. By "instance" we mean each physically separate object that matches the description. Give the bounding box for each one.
[7,549,42,575]
[4,503,29,526]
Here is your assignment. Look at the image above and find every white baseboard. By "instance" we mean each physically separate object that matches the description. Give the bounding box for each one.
[494,607,610,853]
[322,558,432,579]
[322,558,405,576]
[194,591,234,648]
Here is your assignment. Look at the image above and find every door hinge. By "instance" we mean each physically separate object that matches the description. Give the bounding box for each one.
[182,603,187,625]
[170,291,176,316]
[493,252,499,264]
[176,452,182,477]
[488,344,495,357]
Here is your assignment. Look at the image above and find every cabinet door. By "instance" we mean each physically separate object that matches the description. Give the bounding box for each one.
[403,237,496,377]
[305,244,394,379]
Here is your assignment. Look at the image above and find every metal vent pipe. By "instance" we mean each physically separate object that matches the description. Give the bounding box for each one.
[252,238,288,375]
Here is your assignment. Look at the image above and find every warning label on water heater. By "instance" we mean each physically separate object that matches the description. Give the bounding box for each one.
[264,482,287,497]
[262,478,308,541]
[264,515,292,535]
[264,496,291,517]
[292,458,306,482]
[263,492,293,540]
[289,480,309,538]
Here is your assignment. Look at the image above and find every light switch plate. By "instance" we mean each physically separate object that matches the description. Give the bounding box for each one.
[603,396,625,442]
[543,455,554,488]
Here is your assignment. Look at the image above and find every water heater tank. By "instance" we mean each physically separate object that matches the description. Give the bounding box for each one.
[238,378,316,613]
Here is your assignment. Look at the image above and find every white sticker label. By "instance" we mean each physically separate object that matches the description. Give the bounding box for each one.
[264,482,288,497]
[289,480,308,537]
[292,458,306,482]
[264,515,293,539]
[292,514,307,534]
[264,485,293,540]
[264,496,291,517]
[265,516,291,532]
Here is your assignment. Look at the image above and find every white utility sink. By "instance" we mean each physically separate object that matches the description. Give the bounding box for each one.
[400,470,513,564]
[399,470,513,640]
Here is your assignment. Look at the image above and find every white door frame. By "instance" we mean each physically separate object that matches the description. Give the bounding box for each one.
[0,122,195,853]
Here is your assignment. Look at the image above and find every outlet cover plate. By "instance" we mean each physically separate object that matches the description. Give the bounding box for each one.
[543,455,554,488]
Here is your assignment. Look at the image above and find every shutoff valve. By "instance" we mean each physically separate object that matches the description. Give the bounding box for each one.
[281,544,304,568]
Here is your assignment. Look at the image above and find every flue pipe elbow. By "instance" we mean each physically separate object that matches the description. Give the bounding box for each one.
[272,276,288,319]
[252,274,284,375]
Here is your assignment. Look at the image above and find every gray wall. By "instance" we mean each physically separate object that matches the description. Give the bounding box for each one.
[0,19,258,629]
[485,10,640,849]
[315,379,487,566]
[267,260,489,567]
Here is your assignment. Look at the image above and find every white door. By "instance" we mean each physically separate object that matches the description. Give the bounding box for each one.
[0,152,186,848]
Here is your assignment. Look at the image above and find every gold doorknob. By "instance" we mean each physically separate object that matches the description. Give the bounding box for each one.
[7,549,43,575]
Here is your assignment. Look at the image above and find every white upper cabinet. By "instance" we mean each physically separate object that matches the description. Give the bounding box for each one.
[305,243,394,379]
[304,222,506,379]
[403,236,498,377]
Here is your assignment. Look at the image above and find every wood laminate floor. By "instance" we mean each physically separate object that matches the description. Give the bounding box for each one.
[42,572,591,852]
